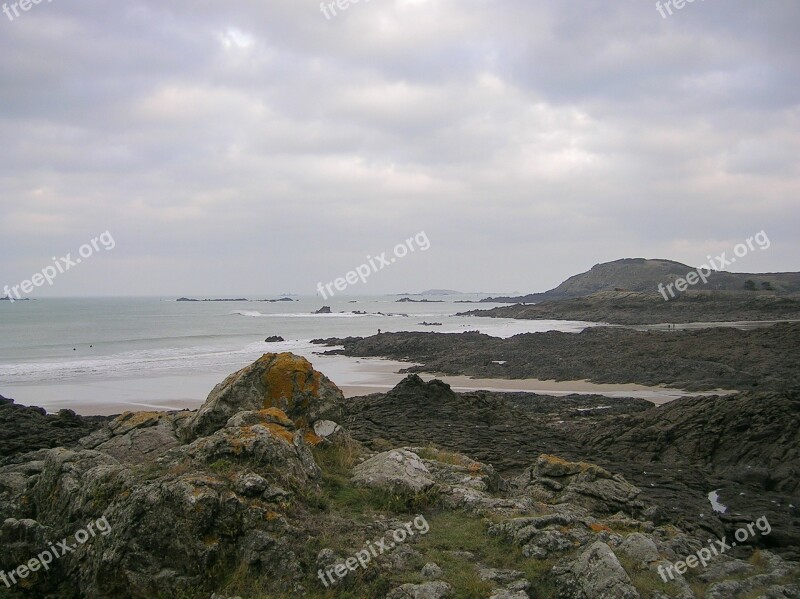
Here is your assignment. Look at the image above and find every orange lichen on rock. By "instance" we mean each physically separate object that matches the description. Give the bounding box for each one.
[303,431,324,446]
[257,407,295,428]
[265,423,295,444]
[537,454,610,478]
[589,523,612,533]
[260,353,321,404]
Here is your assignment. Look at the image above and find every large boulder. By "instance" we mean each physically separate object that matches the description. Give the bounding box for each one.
[558,541,641,599]
[181,353,344,441]
[515,454,643,515]
[351,449,435,494]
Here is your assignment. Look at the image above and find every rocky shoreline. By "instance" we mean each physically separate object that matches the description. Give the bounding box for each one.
[311,322,800,392]
[461,291,800,325]
[0,353,797,598]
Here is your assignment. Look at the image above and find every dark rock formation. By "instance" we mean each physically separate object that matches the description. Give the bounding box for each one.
[314,306,332,314]
[313,323,800,391]
[264,336,285,342]
[467,289,800,324]
[0,396,108,461]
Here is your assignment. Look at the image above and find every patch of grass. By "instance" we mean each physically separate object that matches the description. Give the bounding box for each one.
[412,511,559,599]
[618,555,681,598]
[312,435,362,478]
[321,473,441,515]
[219,553,398,599]
[208,458,234,475]
[415,445,470,467]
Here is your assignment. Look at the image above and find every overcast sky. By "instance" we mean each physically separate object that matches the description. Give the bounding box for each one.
[0,0,798,297]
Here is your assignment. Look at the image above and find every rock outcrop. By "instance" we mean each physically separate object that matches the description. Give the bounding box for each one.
[318,323,800,391]
[0,396,108,461]
[181,352,344,441]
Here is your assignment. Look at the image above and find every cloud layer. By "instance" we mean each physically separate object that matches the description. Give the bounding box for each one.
[1,0,798,295]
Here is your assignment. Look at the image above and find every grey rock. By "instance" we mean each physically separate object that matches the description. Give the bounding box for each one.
[617,532,660,564]
[351,449,435,494]
[314,420,342,438]
[422,562,443,578]
[234,471,269,496]
[560,541,640,599]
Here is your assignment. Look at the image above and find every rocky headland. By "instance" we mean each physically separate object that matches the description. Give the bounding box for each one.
[480,259,800,304]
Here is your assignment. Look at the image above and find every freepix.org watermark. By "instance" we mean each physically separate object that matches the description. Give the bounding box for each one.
[317,515,430,587]
[3,0,54,23]
[0,516,111,589]
[658,516,771,582]
[316,231,430,300]
[320,0,371,20]
[2,231,115,302]
[657,230,770,301]
[655,0,705,19]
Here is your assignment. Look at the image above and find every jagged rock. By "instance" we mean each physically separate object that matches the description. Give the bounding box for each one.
[351,449,435,494]
[178,416,321,488]
[558,541,641,599]
[264,336,285,342]
[515,455,643,515]
[616,532,660,565]
[181,352,344,441]
[386,581,453,598]
[81,411,186,463]
[0,396,108,460]
[696,557,755,582]
[478,566,530,590]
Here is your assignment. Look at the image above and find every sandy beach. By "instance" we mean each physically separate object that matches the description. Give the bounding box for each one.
[4,352,728,415]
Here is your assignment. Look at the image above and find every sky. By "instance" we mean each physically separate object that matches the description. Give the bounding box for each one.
[0,0,798,297]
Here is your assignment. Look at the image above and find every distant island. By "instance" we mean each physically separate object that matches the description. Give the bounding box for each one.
[176,297,295,302]
[176,298,248,302]
[1,296,30,301]
[396,298,444,303]
[394,289,463,296]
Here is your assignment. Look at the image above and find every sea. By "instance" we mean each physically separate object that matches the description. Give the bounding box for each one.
[0,295,603,414]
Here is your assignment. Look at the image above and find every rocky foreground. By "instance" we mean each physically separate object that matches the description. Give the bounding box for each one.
[0,353,797,598]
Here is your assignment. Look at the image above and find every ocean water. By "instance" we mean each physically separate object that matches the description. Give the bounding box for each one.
[0,295,599,413]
